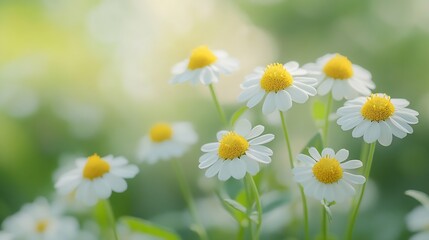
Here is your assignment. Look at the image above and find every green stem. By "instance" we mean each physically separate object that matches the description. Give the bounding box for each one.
[172,160,209,240]
[208,84,227,126]
[243,175,255,240]
[236,224,245,240]
[323,94,333,145]
[345,142,377,240]
[279,111,309,240]
[247,174,262,239]
[104,200,119,240]
[322,206,328,240]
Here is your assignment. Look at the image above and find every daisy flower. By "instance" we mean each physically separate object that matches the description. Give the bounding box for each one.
[303,53,375,100]
[293,147,366,202]
[1,198,79,240]
[336,93,419,146]
[199,118,274,181]
[137,122,198,164]
[55,154,139,206]
[170,45,239,85]
[405,190,429,240]
[237,62,318,115]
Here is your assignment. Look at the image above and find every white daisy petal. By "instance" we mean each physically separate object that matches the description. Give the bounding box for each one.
[247,125,265,139]
[249,134,275,145]
[201,142,220,152]
[198,155,219,169]
[297,154,316,165]
[343,172,366,184]
[249,145,273,156]
[238,86,259,102]
[317,79,334,96]
[308,147,321,160]
[352,120,372,138]
[321,148,335,158]
[284,61,299,71]
[235,119,252,136]
[217,131,229,141]
[205,160,223,177]
[243,156,260,175]
[246,149,271,164]
[262,92,277,115]
[93,178,112,199]
[247,91,265,108]
[275,90,293,112]
[104,173,127,193]
[218,161,232,181]
[378,121,393,146]
[229,159,247,179]
[340,160,363,169]
[363,122,381,143]
[287,85,309,103]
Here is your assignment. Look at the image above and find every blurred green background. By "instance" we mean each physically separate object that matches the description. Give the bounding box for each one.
[0,0,428,239]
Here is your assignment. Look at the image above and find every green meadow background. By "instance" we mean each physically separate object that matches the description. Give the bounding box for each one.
[0,0,428,239]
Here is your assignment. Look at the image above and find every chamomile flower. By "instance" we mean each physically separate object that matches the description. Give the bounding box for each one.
[303,53,375,100]
[293,147,366,202]
[55,154,139,206]
[170,45,239,85]
[137,122,198,164]
[1,198,79,240]
[336,93,419,146]
[199,119,274,181]
[405,190,429,240]
[238,62,317,115]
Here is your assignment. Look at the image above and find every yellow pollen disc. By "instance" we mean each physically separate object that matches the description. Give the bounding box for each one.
[218,132,249,160]
[312,157,343,184]
[187,45,218,70]
[323,54,354,79]
[35,220,49,233]
[149,123,173,142]
[260,63,293,92]
[361,94,395,122]
[83,154,110,180]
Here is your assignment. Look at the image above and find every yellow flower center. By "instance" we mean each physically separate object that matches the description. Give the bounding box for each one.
[361,94,395,122]
[312,157,343,184]
[35,220,49,233]
[218,132,249,160]
[323,54,354,79]
[83,154,110,180]
[187,45,218,70]
[260,63,293,92]
[149,123,173,142]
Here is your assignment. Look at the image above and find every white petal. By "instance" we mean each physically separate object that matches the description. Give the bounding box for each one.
[352,120,372,138]
[249,145,273,156]
[249,134,275,145]
[218,161,232,181]
[247,91,265,108]
[308,147,321,160]
[234,119,252,136]
[343,172,366,184]
[378,121,393,146]
[395,111,418,124]
[246,125,265,139]
[293,81,317,95]
[284,61,299,72]
[332,81,346,100]
[275,90,292,112]
[229,159,247,179]
[93,178,112,199]
[201,142,220,152]
[217,130,229,141]
[104,173,127,193]
[287,85,309,103]
[238,86,259,102]
[246,150,271,164]
[317,79,334,96]
[340,160,363,169]
[205,160,223,177]
[391,98,410,108]
[76,181,98,206]
[335,149,349,162]
[340,116,364,131]
[321,148,335,158]
[243,156,260,175]
[198,155,219,169]
[386,119,407,138]
[111,165,139,178]
[262,92,277,115]
[296,154,316,165]
[363,122,381,143]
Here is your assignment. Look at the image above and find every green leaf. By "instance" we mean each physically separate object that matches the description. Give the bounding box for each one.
[216,191,247,223]
[223,199,247,214]
[262,191,291,214]
[312,100,326,121]
[230,106,248,126]
[120,216,181,240]
[300,132,323,154]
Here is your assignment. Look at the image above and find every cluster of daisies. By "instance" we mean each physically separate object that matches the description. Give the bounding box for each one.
[0,45,420,239]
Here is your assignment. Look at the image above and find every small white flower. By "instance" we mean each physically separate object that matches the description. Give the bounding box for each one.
[170,45,239,85]
[336,93,419,146]
[137,122,198,164]
[293,147,366,202]
[238,62,317,115]
[55,154,139,206]
[406,190,429,240]
[303,53,375,100]
[199,119,274,181]
[1,198,79,240]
